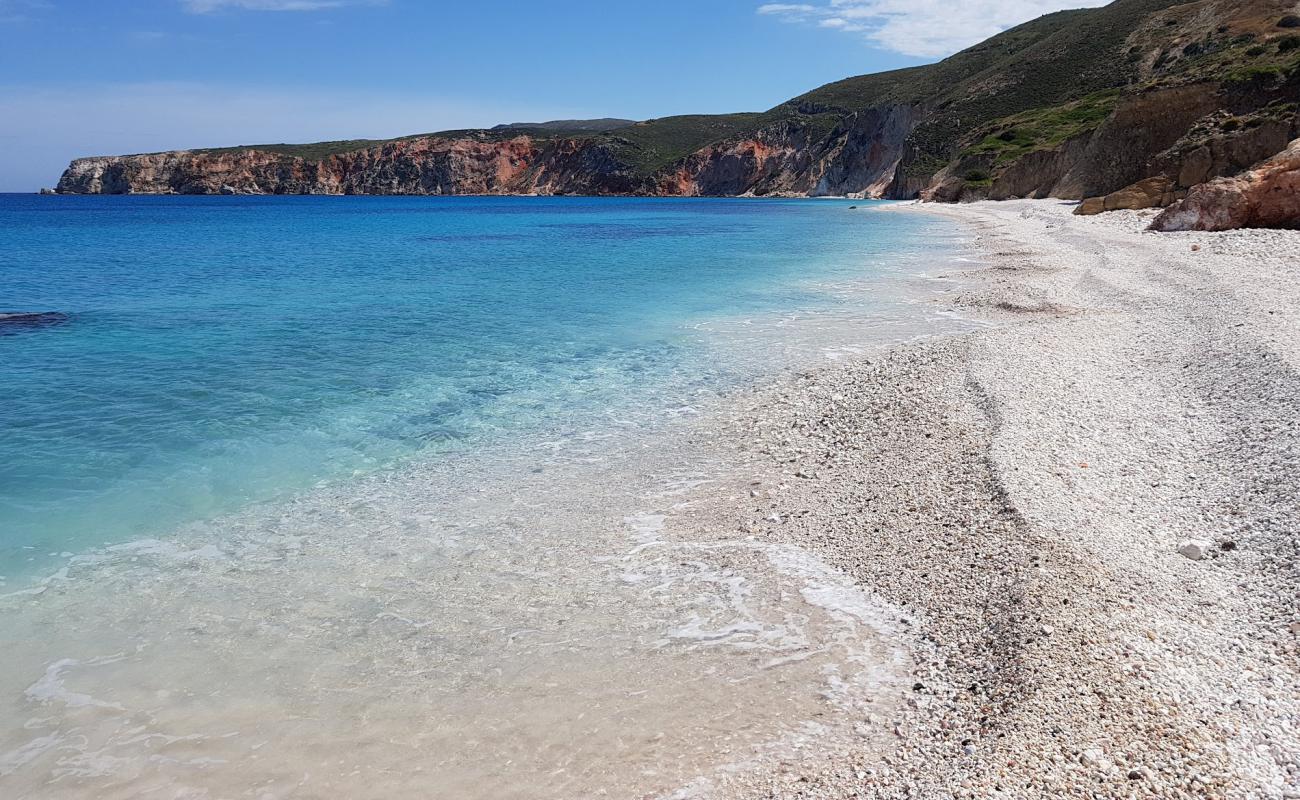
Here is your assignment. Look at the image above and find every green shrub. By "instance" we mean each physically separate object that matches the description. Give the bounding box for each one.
[1226,65,1285,86]
[959,89,1120,166]
[1246,45,1268,57]
[1279,36,1300,53]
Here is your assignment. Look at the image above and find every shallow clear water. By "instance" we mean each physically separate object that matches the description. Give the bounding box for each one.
[0,195,972,799]
[1,195,962,575]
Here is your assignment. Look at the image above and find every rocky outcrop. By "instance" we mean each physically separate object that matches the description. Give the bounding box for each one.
[649,106,921,198]
[58,108,927,199]
[1075,176,1184,215]
[1053,84,1226,199]
[811,105,924,197]
[55,136,649,196]
[1159,113,1300,189]
[1151,137,1300,230]
[911,83,1241,205]
[656,125,820,197]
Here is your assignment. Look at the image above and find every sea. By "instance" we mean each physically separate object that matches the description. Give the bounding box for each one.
[0,194,974,798]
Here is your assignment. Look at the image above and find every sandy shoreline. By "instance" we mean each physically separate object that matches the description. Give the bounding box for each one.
[664,199,1300,798]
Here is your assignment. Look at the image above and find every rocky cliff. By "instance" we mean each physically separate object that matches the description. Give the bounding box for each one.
[57,136,642,196]
[56,110,923,199]
[55,0,1300,207]
[1151,135,1300,229]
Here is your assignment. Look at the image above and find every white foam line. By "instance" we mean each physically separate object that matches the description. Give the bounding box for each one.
[25,658,126,711]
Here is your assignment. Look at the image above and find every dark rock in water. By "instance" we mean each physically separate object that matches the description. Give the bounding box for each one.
[0,312,70,334]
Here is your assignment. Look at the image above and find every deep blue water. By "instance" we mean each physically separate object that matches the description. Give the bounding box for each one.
[0,194,956,574]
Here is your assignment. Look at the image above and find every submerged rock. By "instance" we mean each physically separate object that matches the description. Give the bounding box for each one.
[0,312,70,333]
[1151,138,1300,232]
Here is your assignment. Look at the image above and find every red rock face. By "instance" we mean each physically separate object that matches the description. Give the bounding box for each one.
[1151,138,1300,231]
[55,107,924,199]
[656,138,807,197]
[55,136,632,196]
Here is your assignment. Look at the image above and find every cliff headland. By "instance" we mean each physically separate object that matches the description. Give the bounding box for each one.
[55,0,1300,226]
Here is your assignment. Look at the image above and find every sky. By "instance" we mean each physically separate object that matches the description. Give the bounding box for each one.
[0,0,1108,191]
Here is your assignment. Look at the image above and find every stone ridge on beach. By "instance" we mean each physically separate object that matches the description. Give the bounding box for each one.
[655,200,1299,797]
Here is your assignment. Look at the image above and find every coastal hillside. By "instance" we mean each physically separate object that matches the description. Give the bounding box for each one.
[56,0,1300,201]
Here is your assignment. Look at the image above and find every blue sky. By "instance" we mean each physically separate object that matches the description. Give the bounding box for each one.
[0,0,1105,191]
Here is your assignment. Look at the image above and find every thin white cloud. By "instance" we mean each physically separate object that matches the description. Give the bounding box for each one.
[183,0,359,12]
[758,0,1109,58]
[0,0,49,23]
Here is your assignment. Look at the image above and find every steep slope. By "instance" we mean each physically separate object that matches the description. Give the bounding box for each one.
[938,0,1300,202]
[55,0,1300,202]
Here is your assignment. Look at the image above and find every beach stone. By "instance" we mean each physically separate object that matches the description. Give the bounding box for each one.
[1075,177,1179,216]
[1178,539,1213,560]
[1075,197,1106,216]
[1105,176,1176,211]
[1080,748,1111,771]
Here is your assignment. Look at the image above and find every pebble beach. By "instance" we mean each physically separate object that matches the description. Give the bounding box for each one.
[662,200,1300,798]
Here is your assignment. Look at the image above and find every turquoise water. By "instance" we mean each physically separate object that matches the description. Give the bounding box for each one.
[0,195,974,798]
[0,195,958,574]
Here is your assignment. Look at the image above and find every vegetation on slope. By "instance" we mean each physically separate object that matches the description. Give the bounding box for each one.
[772,10,1090,117]
[491,118,635,132]
[953,3,1300,186]
[602,114,764,175]
[178,5,1123,178]
[898,0,1193,176]
[193,139,392,161]
[105,0,1300,197]
[960,90,1123,165]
